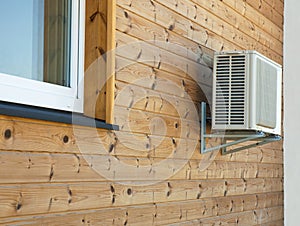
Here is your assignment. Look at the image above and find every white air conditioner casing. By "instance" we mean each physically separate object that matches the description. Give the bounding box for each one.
[212,50,282,135]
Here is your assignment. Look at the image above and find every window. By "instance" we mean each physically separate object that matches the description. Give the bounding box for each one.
[0,0,85,113]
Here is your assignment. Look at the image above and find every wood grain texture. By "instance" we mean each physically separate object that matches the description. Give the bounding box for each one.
[0,179,282,218]
[0,192,283,225]
[244,0,283,27]
[0,0,284,224]
[0,150,283,184]
[117,0,237,55]
[170,206,283,225]
[84,0,107,120]
[117,0,282,63]
[0,115,283,160]
[221,0,283,42]
[106,0,117,124]
[158,0,282,56]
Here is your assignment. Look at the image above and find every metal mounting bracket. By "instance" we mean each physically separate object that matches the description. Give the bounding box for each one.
[200,102,281,155]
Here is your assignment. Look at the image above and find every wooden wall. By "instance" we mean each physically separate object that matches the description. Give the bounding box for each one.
[0,0,283,225]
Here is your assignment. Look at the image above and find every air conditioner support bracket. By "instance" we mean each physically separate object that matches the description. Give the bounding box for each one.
[200,102,281,155]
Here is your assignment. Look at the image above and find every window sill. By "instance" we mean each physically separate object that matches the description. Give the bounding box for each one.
[0,101,119,130]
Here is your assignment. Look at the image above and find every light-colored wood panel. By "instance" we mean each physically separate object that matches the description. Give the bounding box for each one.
[84,0,107,120]
[117,0,238,53]
[117,0,282,63]
[0,179,282,218]
[157,0,282,57]
[170,206,283,225]
[116,56,212,104]
[0,0,284,224]
[116,30,186,77]
[0,193,283,225]
[0,115,282,162]
[222,0,283,42]
[116,5,214,65]
[115,80,202,121]
[106,0,117,124]
[0,150,283,184]
[256,219,284,226]
[245,0,283,27]
[114,105,200,139]
[264,0,284,16]
[115,31,214,100]
[84,0,107,69]
[192,0,283,44]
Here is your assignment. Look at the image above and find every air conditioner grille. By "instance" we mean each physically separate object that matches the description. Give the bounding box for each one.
[215,54,246,126]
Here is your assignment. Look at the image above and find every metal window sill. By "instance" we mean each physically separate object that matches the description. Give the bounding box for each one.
[0,101,119,130]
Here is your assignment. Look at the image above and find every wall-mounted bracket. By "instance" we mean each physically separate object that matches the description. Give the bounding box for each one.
[200,102,281,155]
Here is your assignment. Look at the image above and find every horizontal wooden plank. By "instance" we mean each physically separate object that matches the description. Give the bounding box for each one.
[156,0,282,56]
[115,80,203,121]
[221,0,283,43]
[264,0,284,16]
[117,0,282,64]
[116,5,214,65]
[115,31,213,87]
[0,114,283,163]
[117,0,238,53]
[0,150,283,184]
[169,206,283,225]
[0,178,283,218]
[116,56,212,104]
[256,219,284,226]
[115,32,214,105]
[0,192,283,225]
[244,0,283,27]
[114,105,200,139]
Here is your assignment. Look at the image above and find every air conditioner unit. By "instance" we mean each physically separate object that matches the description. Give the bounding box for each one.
[212,50,282,135]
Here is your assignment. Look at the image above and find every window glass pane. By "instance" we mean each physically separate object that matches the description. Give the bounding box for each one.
[0,0,71,87]
[44,0,71,87]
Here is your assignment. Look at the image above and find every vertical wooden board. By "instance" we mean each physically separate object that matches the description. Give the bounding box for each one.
[85,0,107,69]
[106,0,117,124]
[84,0,108,120]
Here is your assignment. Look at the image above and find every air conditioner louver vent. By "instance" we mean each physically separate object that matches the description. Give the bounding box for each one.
[214,54,246,126]
[212,50,282,135]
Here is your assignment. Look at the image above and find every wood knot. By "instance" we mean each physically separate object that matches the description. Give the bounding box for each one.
[124,11,129,18]
[4,129,12,139]
[110,185,115,193]
[109,144,115,153]
[63,135,69,143]
[168,24,175,31]
[127,188,132,196]
[16,203,22,211]
[174,122,179,129]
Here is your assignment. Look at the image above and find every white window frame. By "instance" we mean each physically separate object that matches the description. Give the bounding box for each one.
[0,0,85,113]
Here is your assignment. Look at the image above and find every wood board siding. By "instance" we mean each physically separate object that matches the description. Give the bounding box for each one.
[0,0,283,225]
